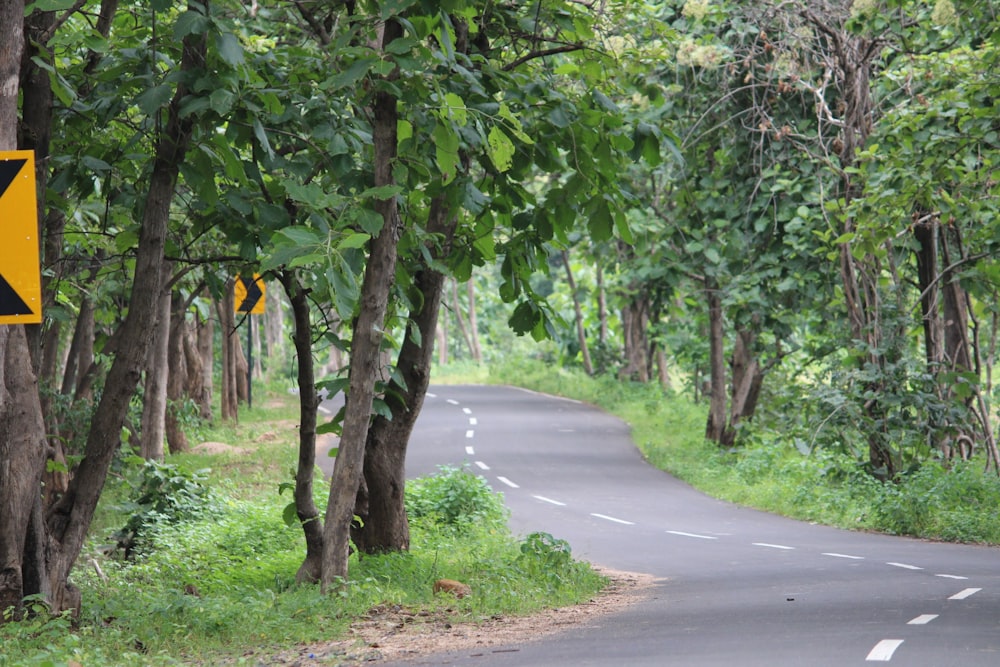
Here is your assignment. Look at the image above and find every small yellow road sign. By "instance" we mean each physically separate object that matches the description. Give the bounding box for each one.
[234,273,265,314]
[0,151,42,325]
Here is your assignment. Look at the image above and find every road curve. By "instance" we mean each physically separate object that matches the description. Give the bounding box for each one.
[348,384,1000,666]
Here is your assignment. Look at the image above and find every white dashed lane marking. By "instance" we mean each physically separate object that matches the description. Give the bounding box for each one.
[465,429,474,438]
[446,399,460,405]
[887,562,922,571]
[533,495,567,506]
[496,476,520,489]
[866,639,904,661]
[475,461,490,470]
[823,552,865,560]
[949,588,982,600]
[936,574,967,580]
[753,542,795,550]
[666,530,718,540]
[465,446,475,456]
[907,614,938,625]
[591,513,635,526]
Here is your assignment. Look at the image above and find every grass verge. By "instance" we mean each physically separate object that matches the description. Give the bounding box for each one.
[0,388,605,666]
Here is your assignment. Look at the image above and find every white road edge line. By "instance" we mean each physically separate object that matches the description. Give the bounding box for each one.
[822,552,865,560]
[666,530,718,540]
[752,542,795,550]
[496,476,520,489]
[907,614,938,625]
[591,513,635,525]
[886,562,922,570]
[533,495,566,506]
[936,574,968,580]
[475,461,490,470]
[949,588,982,600]
[465,446,475,456]
[866,639,904,661]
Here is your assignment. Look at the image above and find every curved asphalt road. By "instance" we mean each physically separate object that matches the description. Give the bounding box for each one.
[322,384,1000,666]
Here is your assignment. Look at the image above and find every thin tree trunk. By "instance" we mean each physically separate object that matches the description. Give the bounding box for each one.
[466,280,482,363]
[139,270,172,461]
[320,15,404,588]
[562,250,593,375]
[218,288,239,422]
[165,291,189,454]
[451,279,473,359]
[597,265,608,345]
[196,302,214,421]
[41,3,207,614]
[705,279,729,445]
[279,270,325,584]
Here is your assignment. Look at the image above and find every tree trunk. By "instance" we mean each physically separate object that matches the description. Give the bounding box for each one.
[166,291,189,454]
[218,288,239,422]
[353,197,456,554]
[466,279,482,363]
[597,265,608,345]
[139,270,172,460]
[279,270,325,584]
[562,250,593,375]
[654,344,671,391]
[704,279,730,445]
[38,5,207,615]
[437,316,448,365]
[321,16,404,587]
[451,279,474,360]
[620,294,650,382]
[196,302,214,422]
[0,0,49,620]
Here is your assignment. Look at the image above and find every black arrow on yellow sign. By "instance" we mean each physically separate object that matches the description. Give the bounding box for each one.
[0,157,36,319]
[235,274,264,314]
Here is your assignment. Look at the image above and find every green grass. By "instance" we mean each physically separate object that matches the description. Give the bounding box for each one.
[480,358,1000,545]
[0,388,604,666]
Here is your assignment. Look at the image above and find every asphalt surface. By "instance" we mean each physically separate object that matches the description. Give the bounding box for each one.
[320,384,1000,666]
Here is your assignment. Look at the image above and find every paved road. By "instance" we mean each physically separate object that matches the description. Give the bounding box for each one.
[323,384,1000,666]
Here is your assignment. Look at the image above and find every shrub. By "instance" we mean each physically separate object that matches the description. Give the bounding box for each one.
[406,465,508,530]
[113,460,216,557]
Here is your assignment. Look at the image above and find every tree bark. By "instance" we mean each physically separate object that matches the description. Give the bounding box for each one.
[279,270,325,584]
[166,291,189,454]
[466,279,482,363]
[196,301,214,421]
[353,197,456,554]
[218,287,239,422]
[704,279,730,445]
[140,268,172,460]
[0,0,49,621]
[40,4,207,614]
[320,16,403,587]
[563,250,593,375]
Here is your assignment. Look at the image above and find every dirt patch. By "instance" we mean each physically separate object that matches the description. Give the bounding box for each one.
[190,442,249,456]
[255,568,659,665]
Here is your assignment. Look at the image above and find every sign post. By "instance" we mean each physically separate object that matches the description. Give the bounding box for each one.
[234,274,265,409]
[0,151,42,324]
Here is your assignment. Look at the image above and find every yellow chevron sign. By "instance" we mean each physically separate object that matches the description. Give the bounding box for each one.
[0,151,42,325]
[234,273,265,314]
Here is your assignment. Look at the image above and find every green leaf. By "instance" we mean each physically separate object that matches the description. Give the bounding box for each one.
[444,92,467,125]
[433,122,461,183]
[487,127,515,173]
[380,0,418,18]
[27,0,77,10]
[135,84,173,116]
[588,199,614,242]
[397,119,413,143]
[174,10,210,39]
[327,58,376,92]
[276,226,324,246]
[282,502,298,527]
[215,32,245,67]
[338,233,370,250]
